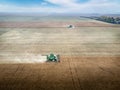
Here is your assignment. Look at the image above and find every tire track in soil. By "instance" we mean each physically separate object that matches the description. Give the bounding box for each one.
[98,66,115,76]
[12,64,22,86]
[68,57,83,90]
[68,58,76,90]
[73,60,83,90]
[12,64,28,89]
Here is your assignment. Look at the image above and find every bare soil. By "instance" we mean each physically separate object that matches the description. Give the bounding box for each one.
[0,56,120,90]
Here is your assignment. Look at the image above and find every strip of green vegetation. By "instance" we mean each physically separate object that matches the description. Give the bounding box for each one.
[94,16,120,24]
[93,16,120,24]
[81,16,120,24]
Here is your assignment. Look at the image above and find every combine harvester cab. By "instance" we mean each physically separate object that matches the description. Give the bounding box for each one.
[47,53,60,62]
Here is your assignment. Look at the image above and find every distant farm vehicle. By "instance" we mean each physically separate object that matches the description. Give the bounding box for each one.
[68,25,75,28]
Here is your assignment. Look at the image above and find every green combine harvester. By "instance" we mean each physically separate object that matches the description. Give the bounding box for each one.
[68,25,75,28]
[47,53,60,62]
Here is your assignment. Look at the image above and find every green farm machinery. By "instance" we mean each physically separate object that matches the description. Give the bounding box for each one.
[47,53,60,62]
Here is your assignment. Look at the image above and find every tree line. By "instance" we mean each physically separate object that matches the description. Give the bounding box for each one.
[92,16,120,24]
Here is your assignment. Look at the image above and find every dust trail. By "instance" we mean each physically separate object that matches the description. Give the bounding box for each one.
[0,52,47,63]
[0,30,47,63]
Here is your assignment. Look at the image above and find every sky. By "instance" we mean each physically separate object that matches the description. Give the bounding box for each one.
[0,0,120,14]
